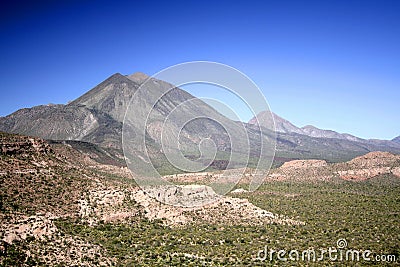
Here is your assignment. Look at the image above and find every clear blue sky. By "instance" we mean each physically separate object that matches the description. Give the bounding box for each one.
[0,0,399,140]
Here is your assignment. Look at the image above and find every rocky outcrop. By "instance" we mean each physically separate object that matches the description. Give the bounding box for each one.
[1,215,57,244]
[144,184,220,207]
[0,214,113,266]
[280,159,328,169]
[31,235,114,266]
[264,159,333,182]
[231,188,249,194]
[264,151,400,182]
[392,167,400,177]
[336,152,400,181]
[0,136,51,156]
[164,152,400,184]
[78,186,304,227]
[138,185,304,226]
[347,151,400,167]
[78,189,140,226]
[338,167,391,181]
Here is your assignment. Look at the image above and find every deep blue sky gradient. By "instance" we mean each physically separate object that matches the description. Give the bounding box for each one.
[0,0,399,139]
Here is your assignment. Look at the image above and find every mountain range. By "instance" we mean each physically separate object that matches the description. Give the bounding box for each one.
[249,111,362,142]
[0,72,399,172]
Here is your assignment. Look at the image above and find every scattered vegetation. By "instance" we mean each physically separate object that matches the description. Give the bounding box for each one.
[1,132,399,266]
[52,176,399,266]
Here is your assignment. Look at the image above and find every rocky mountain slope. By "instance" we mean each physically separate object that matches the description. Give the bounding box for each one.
[0,72,399,169]
[0,73,139,150]
[0,73,273,174]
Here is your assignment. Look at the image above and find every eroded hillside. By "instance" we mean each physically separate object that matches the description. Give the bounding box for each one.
[0,132,303,266]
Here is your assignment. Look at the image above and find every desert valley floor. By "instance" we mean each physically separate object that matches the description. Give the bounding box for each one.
[0,132,399,266]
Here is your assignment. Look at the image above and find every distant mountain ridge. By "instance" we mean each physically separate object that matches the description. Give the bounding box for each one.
[249,111,400,158]
[249,111,362,142]
[0,72,399,170]
[300,125,362,142]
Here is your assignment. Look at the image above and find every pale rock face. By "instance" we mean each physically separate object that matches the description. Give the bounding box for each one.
[281,159,328,169]
[78,185,304,227]
[336,152,400,180]
[130,189,189,225]
[231,188,249,194]
[0,213,114,266]
[89,190,125,206]
[348,151,400,167]
[78,189,133,225]
[78,113,99,139]
[338,167,391,181]
[392,167,400,177]
[1,215,58,244]
[101,211,135,223]
[265,151,400,182]
[78,199,92,218]
[143,184,220,207]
